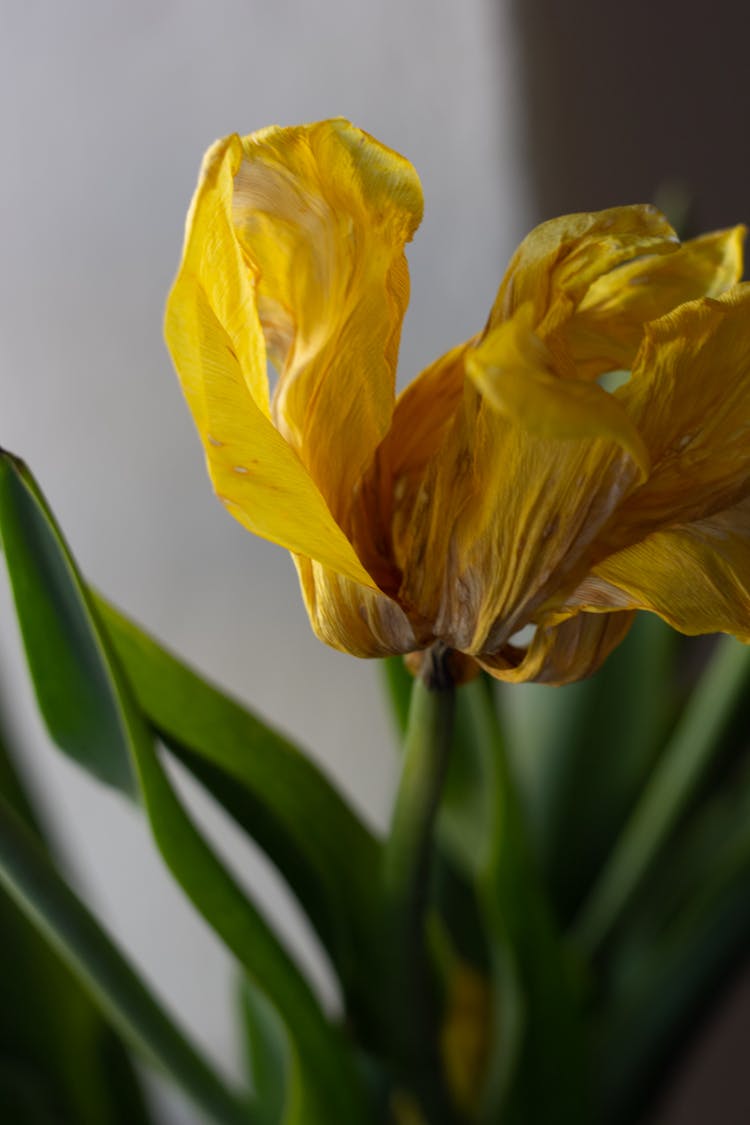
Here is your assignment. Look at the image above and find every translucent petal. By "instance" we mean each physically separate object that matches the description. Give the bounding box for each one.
[488,205,678,333]
[231,119,424,530]
[165,133,375,587]
[467,307,650,474]
[608,285,750,546]
[568,501,750,642]
[565,226,745,379]
[480,611,635,685]
[293,556,418,657]
[387,340,474,489]
[351,339,474,591]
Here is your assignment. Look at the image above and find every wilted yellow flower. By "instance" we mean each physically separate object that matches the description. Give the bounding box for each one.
[165,118,749,685]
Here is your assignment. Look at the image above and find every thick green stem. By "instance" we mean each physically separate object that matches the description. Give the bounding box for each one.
[382,648,458,1122]
[573,636,750,957]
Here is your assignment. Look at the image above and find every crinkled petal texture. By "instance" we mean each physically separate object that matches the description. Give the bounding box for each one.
[466,307,651,475]
[386,212,746,681]
[167,125,749,684]
[393,375,643,662]
[609,285,750,537]
[567,506,750,641]
[479,611,637,685]
[230,121,423,529]
[556,287,750,645]
[165,120,423,616]
[470,212,744,469]
[293,556,418,658]
[566,225,745,379]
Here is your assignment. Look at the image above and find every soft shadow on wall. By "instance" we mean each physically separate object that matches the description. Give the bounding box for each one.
[510,0,750,232]
[503,1,750,1121]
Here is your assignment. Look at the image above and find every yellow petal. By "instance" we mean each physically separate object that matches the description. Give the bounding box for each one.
[351,339,474,591]
[566,501,750,642]
[480,611,635,685]
[387,339,474,488]
[231,119,424,529]
[488,205,678,332]
[467,307,650,474]
[395,378,642,657]
[565,226,746,379]
[165,133,375,588]
[293,555,417,657]
[608,285,750,546]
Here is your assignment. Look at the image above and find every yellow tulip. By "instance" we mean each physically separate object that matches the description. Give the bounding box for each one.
[165,118,749,685]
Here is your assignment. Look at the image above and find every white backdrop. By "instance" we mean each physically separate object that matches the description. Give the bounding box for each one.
[0,2,528,1120]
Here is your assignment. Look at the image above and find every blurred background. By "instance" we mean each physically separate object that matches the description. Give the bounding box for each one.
[0,1,749,1121]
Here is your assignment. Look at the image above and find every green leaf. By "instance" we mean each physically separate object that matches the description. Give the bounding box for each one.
[0,708,153,1125]
[239,977,290,1125]
[0,451,368,1124]
[573,635,750,956]
[0,456,135,796]
[132,726,363,1124]
[0,449,382,1034]
[460,679,587,1125]
[96,597,383,1032]
[0,792,250,1125]
[498,613,678,922]
[594,772,750,1124]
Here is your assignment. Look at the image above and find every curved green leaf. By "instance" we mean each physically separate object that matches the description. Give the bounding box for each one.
[498,612,679,922]
[460,679,587,1125]
[595,791,750,1124]
[0,708,153,1125]
[573,636,750,956]
[0,450,382,1033]
[0,792,250,1125]
[96,598,382,1030]
[0,456,135,796]
[0,451,368,1124]
[239,977,290,1125]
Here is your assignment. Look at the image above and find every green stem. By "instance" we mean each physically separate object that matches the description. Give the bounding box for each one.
[573,636,750,957]
[382,650,458,1122]
[0,792,251,1125]
[467,679,588,1124]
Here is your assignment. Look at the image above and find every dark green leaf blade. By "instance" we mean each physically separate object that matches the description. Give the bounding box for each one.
[498,612,678,922]
[594,776,750,1124]
[573,635,750,956]
[1,446,383,1031]
[0,705,153,1125]
[239,977,290,1125]
[0,455,135,796]
[460,678,587,1124]
[0,792,251,1125]
[96,596,383,1029]
[0,450,369,1124]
